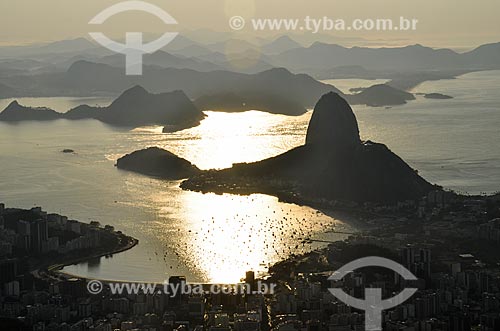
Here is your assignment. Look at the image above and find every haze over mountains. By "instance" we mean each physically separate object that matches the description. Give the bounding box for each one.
[271,42,500,72]
[0,60,420,118]
[1,35,499,121]
[0,82,17,98]
[0,62,342,112]
[1,35,499,81]
[98,50,224,73]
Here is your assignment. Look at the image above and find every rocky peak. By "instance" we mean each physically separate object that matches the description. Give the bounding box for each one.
[5,100,21,110]
[118,85,148,99]
[305,92,361,151]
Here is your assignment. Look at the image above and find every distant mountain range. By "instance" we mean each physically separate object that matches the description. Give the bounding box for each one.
[0,82,17,98]
[2,36,498,79]
[0,58,426,112]
[0,38,99,58]
[266,42,500,77]
[0,36,281,74]
[168,36,301,57]
[127,39,500,79]
[1,36,499,113]
[97,50,224,73]
[261,36,303,55]
[0,62,342,111]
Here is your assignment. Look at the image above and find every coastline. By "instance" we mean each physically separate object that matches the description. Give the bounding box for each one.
[41,198,361,284]
[180,178,400,221]
[46,235,138,274]
[35,233,139,282]
[0,208,143,282]
[0,204,140,283]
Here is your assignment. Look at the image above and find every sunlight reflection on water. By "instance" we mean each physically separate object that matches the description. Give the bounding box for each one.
[1,71,499,282]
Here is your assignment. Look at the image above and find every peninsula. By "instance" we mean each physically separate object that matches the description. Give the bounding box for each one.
[180,92,435,204]
[118,92,437,205]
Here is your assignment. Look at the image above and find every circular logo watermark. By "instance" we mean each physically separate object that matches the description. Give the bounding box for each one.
[88,1,179,75]
[229,16,246,30]
[87,280,104,295]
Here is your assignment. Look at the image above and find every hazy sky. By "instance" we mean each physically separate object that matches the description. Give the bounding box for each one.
[1,0,499,48]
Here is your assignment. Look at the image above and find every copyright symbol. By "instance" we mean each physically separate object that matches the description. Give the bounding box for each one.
[87,280,103,294]
[229,16,245,30]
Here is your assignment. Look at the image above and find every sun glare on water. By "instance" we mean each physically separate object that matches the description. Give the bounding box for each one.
[146,189,344,283]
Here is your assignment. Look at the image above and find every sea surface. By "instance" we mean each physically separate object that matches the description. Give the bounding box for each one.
[0,71,499,283]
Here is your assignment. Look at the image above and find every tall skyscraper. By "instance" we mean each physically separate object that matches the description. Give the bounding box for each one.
[401,245,432,280]
[29,219,49,253]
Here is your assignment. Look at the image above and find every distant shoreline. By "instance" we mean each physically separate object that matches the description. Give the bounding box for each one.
[21,213,141,282]
[45,235,139,276]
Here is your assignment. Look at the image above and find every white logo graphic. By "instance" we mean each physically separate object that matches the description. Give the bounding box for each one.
[89,1,178,75]
[328,257,418,331]
[229,16,246,30]
[87,280,103,295]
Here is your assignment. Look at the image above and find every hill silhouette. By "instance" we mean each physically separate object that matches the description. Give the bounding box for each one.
[0,101,60,121]
[180,92,435,203]
[116,147,200,179]
[1,86,205,130]
[347,84,416,106]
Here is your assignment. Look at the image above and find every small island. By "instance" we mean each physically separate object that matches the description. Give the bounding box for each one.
[346,84,416,107]
[116,147,201,179]
[423,92,453,99]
